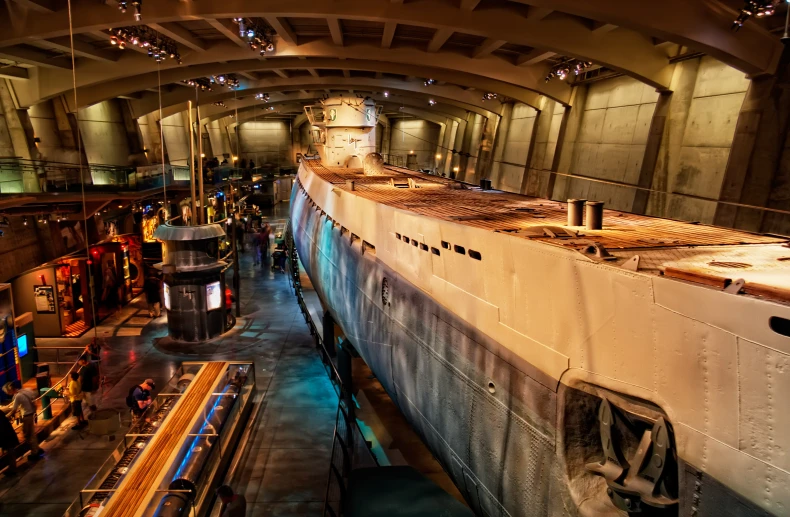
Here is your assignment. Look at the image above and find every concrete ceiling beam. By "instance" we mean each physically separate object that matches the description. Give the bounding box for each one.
[148,22,208,52]
[0,65,29,80]
[144,82,489,121]
[517,49,556,66]
[7,0,56,13]
[0,0,775,79]
[0,46,71,69]
[382,21,396,49]
[74,46,554,109]
[36,37,119,63]
[205,18,248,48]
[264,16,298,46]
[327,17,344,46]
[427,28,453,53]
[473,39,507,59]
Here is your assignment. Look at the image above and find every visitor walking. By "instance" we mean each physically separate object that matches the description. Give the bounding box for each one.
[68,372,86,430]
[78,354,99,418]
[3,380,42,461]
[216,485,246,517]
[0,406,19,475]
[144,273,161,317]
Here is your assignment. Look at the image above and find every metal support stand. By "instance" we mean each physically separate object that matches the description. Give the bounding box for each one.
[337,341,354,423]
[323,310,336,357]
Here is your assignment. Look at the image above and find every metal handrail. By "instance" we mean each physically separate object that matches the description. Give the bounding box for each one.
[6,343,99,432]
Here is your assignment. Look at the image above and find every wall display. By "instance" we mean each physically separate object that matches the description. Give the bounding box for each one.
[143,215,159,243]
[206,281,221,311]
[17,334,27,358]
[34,285,56,314]
[163,282,171,310]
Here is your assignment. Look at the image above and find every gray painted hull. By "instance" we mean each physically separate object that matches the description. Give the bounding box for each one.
[289,180,773,517]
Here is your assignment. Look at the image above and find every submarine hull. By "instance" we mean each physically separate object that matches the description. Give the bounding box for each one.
[290,167,780,517]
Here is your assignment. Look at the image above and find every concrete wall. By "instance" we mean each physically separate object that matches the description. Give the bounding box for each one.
[77,100,132,166]
[28,100,82,164]
[647,57,749,223]
[552,76,659,210]
[237,119,291,166]
[206,119,232,161]
[388,119,441,170]
[0,219,44,282]
[0,112,13,157]
[490,103,538,192]
[161,111,191,166]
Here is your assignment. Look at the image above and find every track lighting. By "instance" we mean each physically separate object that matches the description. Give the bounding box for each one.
[424,78,436,87]
[481,92,498,102]
[545,59,593,82]
[383,91,389,98]
[116,1,142,21]
[214,101,227,108]
[733,0,777,30]
[428,99,436,106]
[183,75,240,91]
[110,26,181,64]
[255,93,270,102]
[233,17,277,55]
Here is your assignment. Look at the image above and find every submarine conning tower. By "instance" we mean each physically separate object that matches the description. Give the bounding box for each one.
[304,95,380,168]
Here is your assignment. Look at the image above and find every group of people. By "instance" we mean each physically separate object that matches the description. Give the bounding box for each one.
[0,348,101,475]
[249,222,287,272]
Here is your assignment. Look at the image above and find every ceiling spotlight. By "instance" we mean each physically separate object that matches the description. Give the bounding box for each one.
[383,91,389,98]
[217,75,226,83]
[428,99,436,106]
[424,78,436,86]
[110,36,119,45]
[266,42,275,52]
[246,29,256,39]
[22,216,27,226]
[733,0,777,30]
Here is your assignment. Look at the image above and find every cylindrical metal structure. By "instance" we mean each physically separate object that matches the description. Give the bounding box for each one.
[188,101,197,226]
[567,199,586,227]
[585,201,604,230]
[154,224,228,342]
[197,104,205,225]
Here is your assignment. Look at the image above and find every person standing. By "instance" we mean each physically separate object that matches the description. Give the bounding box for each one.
[0,406,19,475]
[3,381,42,460]
[78,354,99,418]
[251,231,261,266]
[260,222,271,262]
[144,273,161,318]
[68,372,86,430]
[216,485,246,517]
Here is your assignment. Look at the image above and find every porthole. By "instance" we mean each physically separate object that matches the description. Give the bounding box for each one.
[454,245,466,254]
[441,241,450,249]
[770,316,790,338]
[430,247,440,256]
[488,381,496,394]
[420,243,428,251]
[403,236,410,244]
[395,233,401,240]
[411,240,418,247]
[469,250,482,260]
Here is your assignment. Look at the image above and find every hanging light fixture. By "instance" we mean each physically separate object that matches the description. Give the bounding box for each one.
[732,0,777,30]
[110,27,181,64]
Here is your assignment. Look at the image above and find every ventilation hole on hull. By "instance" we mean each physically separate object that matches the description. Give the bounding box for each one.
[412,240,418,247]
[420,243,428,251]
[468,250,482,260]
[454,245,466,254]
[770,317,790,338]
[402,236,410,244]
[441,241,450,249]
[431,247,440,256]
[395,233,401,240]
[708,261,752,269]
[488,381,496,394]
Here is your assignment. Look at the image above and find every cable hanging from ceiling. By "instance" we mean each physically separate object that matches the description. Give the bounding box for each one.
[109,26,182,64]
[232,18,277,55]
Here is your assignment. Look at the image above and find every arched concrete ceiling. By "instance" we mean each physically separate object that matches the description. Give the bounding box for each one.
[198,96,469,127]
[135,81,497,121]
[1,0,781,111]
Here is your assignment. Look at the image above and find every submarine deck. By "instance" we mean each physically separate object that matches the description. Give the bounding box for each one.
[301,160,790,296]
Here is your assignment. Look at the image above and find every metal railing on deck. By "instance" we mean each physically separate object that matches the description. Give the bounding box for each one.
[285,224,379,517]
[0,158,135,193]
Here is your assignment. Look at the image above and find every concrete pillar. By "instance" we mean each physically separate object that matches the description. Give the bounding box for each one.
[0,80,40,191]
[552,85,587,200]
[458,112,476,179]
[712,52,790,231]
[434,122,446,172]
[519,108,542,194]
[488,102,514,185]
[441,119,457,176]
[472,113,498,184]
[119,99,148,166]
[646,59,700,218]
[632,91,673,214]
[381,122,391,159]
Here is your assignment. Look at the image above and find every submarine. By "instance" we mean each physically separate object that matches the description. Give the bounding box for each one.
[289,95,790,517]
